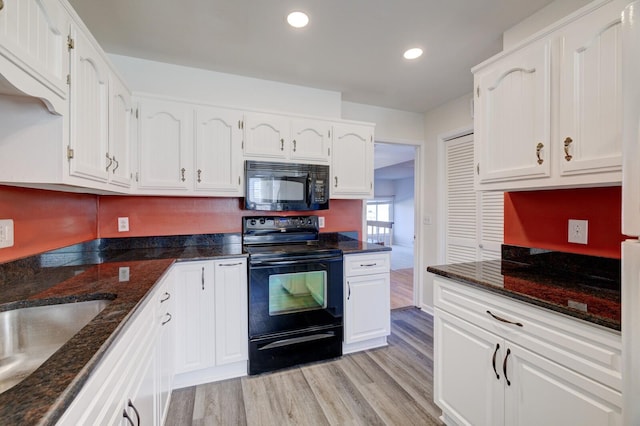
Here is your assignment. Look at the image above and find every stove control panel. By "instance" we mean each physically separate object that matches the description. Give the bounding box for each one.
[243,215,318,232]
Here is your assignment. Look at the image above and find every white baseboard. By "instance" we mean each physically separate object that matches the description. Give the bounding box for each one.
[172,361,247,389]
[342,336,388,354]
[421,303,434,316]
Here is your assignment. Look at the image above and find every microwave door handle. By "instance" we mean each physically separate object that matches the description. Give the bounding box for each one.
[306,173,312,208]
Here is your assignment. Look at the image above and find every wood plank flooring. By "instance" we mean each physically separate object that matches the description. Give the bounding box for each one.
[165,308,441,426]
[390,268,414,309]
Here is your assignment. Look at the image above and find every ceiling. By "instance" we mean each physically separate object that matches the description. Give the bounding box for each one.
[68,0,556,113]
[374,143,416,181]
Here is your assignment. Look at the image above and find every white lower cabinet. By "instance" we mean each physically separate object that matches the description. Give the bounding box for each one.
[433,276,622,426]
[57,273,173,426]
[172,258,248,388]
[343,252,390,354]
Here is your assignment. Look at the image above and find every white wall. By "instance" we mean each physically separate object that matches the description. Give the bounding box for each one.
[421,93,474,311]
[373,180,395,198]
[341,101,425,143]
[503,0,593,49]
[393,176,415,247]
[109,54,342,118]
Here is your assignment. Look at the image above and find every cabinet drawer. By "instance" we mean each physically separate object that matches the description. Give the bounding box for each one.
[344,252,390,276]
[434,277,621,391]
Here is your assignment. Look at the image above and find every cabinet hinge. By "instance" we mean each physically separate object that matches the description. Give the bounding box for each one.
[135,172,139,182]
[370,182,373,190]
[67,145,74,160]
[135,109,139,119]
[476,86,480,97]
[66,74,70,85]
[238,120,244,130]
[67,35,74,51]
[476,163,480,175]
[328,129,331,138]
[370,135,373,142]
[241,140,244,149]
[328,147,330,156]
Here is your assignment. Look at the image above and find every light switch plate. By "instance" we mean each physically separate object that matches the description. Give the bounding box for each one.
[0,219,14,248]
[568,219,588,244]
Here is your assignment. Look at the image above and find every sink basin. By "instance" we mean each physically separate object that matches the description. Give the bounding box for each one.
[0,299,110,394]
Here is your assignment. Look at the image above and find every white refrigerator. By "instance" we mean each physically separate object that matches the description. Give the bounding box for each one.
[622,1,640,425]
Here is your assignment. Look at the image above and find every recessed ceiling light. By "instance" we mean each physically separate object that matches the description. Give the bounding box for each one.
[403,48,423,60]
[287,11,309,28]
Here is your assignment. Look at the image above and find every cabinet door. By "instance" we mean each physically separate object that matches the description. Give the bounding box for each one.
[194,106,243,194]
[108,73,132,188]
[475,39,551,185]
[344,272,390,344]
[243,112,290,159]
[290,119,331,163]
[68,26,109,184]
[173,261,215,374]
[214,259,248,365]
[558,0,625,177]
[504,343,622,426]
[120,344,157,426]
[331,123,374,198]
[138,98,192,191]
[0,0,68,109]
[434,309,505,426]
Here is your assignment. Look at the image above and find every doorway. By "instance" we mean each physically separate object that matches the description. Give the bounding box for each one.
[369,142,417,309]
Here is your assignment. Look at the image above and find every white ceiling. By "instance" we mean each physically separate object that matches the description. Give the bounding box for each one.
[374,143,416,180]
[68,0,556,113]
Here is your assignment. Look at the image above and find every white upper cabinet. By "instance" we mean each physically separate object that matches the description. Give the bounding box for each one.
[0,0,69,113]
[68,25,110,184]
[473,0,626,191]
[558,0,624,177]
[474,39,551,185]
[137,97,192,191]
[243,112,290,160]
[243,112,332,164]
[194,106,243,194]
[331,122,374,198]
[107,72,132,188]
[290,119,332,163]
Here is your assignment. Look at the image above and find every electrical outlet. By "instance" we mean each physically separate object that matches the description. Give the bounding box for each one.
[0,219,14,248]
[118,217,129,232]
[568,219,588,244]
[119,266,130,282]
[318,217,325,228]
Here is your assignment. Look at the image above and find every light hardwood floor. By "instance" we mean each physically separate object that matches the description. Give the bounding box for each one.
[165,308,442,425]
[390,268,414,309]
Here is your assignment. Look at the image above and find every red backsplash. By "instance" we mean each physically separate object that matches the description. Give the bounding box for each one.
[504,187,626,259]
[1,184,364,263]
[0,185,97,263]
[97,196,363,238]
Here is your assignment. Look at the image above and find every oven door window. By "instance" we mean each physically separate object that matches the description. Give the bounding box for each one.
[269,270,326,315]
[249,177,306,203]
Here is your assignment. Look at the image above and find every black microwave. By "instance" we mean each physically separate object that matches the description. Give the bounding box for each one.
[244,160,330,211]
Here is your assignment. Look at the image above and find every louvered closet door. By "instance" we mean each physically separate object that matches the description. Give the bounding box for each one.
[445,133,503,265]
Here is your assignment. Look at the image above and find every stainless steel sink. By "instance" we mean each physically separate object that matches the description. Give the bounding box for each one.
[0,299,110,394]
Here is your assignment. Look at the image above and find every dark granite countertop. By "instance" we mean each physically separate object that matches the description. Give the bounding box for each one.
[427,245,621,331]
[0,231,383,424]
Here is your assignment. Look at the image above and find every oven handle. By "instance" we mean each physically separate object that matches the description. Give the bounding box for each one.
[250,256,342,267]
[258,332,336,351]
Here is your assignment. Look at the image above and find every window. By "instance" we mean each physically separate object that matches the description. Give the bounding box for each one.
[366,198,394,245]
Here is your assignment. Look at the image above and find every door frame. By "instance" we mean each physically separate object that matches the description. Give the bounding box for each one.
[364,137,423,308]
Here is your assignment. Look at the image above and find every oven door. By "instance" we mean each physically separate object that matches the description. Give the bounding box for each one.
[248,253,343,339]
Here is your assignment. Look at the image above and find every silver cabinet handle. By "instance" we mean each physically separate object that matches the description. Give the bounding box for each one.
[347,280,351,300]
[334,176,338,187]
[105,153,113,172]
[360,263,377,267]
[218,262,243,267]
[564,137,573,161]
[160,292,170,303]
[201,266,205,290]
[181,168,186,182]
[492,343,500,380]
[112,156,119,173]
[162,313,172,325]
[197,169,202,183]
[280,138,284,151]
[122,410,134,426]
[486,310,523,327]
[536,143,544,165]
[293,139,297,152]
